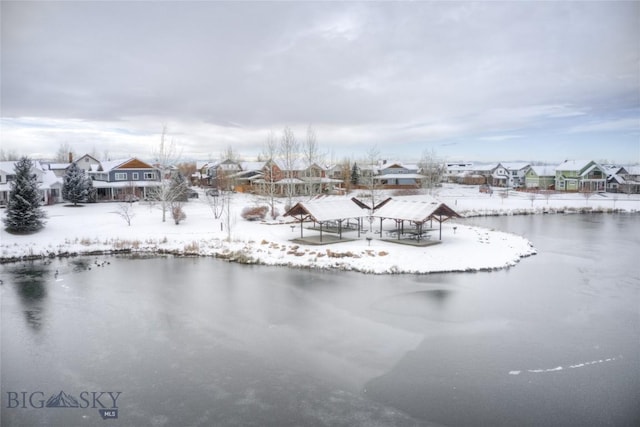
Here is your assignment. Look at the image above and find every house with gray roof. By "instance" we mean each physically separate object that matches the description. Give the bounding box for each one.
[555,160,606,192]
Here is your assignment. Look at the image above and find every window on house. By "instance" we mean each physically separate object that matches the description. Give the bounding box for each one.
[144,172,156,180]
[132,172,139,180]
[115,172,127,181]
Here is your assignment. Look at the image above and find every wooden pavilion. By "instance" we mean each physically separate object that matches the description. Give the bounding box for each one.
[284,199,367,243]
[373,199,461,242]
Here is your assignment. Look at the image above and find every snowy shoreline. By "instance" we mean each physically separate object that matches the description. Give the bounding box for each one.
[1,185,638,274]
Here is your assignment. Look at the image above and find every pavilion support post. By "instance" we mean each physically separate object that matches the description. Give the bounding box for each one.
[439,214,442,240]
[320,222,323,243]
[338,220,343,240]
[358,218,361,238]
[379,218,383,235]
[300,219,304,239]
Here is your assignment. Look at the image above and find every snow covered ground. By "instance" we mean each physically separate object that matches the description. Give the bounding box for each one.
[1,184,638,274]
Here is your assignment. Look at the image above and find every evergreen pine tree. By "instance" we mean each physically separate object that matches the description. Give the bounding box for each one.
[86,177,97,203]
[351,162,360,186]
[3,157,46,232]
[62,162,90,206]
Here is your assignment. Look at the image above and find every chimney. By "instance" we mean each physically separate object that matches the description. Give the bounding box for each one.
[69,152,73,163]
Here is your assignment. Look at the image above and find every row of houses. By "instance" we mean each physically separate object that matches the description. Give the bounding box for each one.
[1,155,639,206]
[194,158,433,194]
[446,160,640,194]
[0,154,163,205]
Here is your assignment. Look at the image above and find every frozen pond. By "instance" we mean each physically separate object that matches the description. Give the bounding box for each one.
[2,214,639,426]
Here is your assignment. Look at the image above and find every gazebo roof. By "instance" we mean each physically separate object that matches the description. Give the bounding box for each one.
[373,199,460,223]
[284,198,367,222]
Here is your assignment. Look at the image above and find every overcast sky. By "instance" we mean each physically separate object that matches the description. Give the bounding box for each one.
[2,1,639,164]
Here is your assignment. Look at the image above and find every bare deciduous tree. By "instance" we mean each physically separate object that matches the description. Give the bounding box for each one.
[0,149,19,161]
[363,145,381,210]
[56,142,75,162]
[222,191,235,242]
[206,190,225,220]
[302,125,321,197]
[339,157,352,193]
[260,130,279,219]
[149,125,183,222]
[418,148,444,194]
[580,186,594,206]
[279,126,300,209]
[116,203,135,226]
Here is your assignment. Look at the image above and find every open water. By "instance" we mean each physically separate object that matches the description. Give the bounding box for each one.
[1,214,639,426]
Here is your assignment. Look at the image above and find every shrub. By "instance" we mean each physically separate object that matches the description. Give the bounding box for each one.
[241,205,268,221]
[172,205,187,224]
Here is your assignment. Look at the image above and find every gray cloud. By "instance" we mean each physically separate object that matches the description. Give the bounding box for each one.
[1,1,638,162]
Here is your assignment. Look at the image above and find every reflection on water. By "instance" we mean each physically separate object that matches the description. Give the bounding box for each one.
[371,289,454,320]
[4,261,50,331]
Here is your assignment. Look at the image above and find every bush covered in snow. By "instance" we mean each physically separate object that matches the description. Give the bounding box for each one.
[241,205,268,221]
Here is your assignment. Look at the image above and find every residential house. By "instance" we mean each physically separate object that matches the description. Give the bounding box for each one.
[446,163,496,185]
[374,161,425,187]
[204,159,242,190]
[0,160,61,205]
[326,164,347,181]
[88,157,162,201]
[605,165,640,194]
[46,162,71,178]
[524,165,556,190]
[555,160,606,192]
[193,161,216,186]
[603,165,627,193]
[73,154,102,173]
[230,161,267,191]
[501,163,530,188]
[621,166,640,194]
[444,162,474,183]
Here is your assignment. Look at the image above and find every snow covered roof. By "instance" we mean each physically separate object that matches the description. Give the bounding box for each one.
[272,158,326,172]
[472,163,499,172]
[285,198,367,222]
[0,161,17,174]
[239,161,266,172]
[530,165,556,177]
[47,163,71,170]
[229,170,262,179]
[556,159,596,172]
[373,199,460,223]
[98,158,156,172]
[0,160,45,174]
[501,162,530,171]
[276,178,305,184]
[626,166,640,175]
[374,173,425,180]
[41,170,62,188]
[447,164,474,172]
